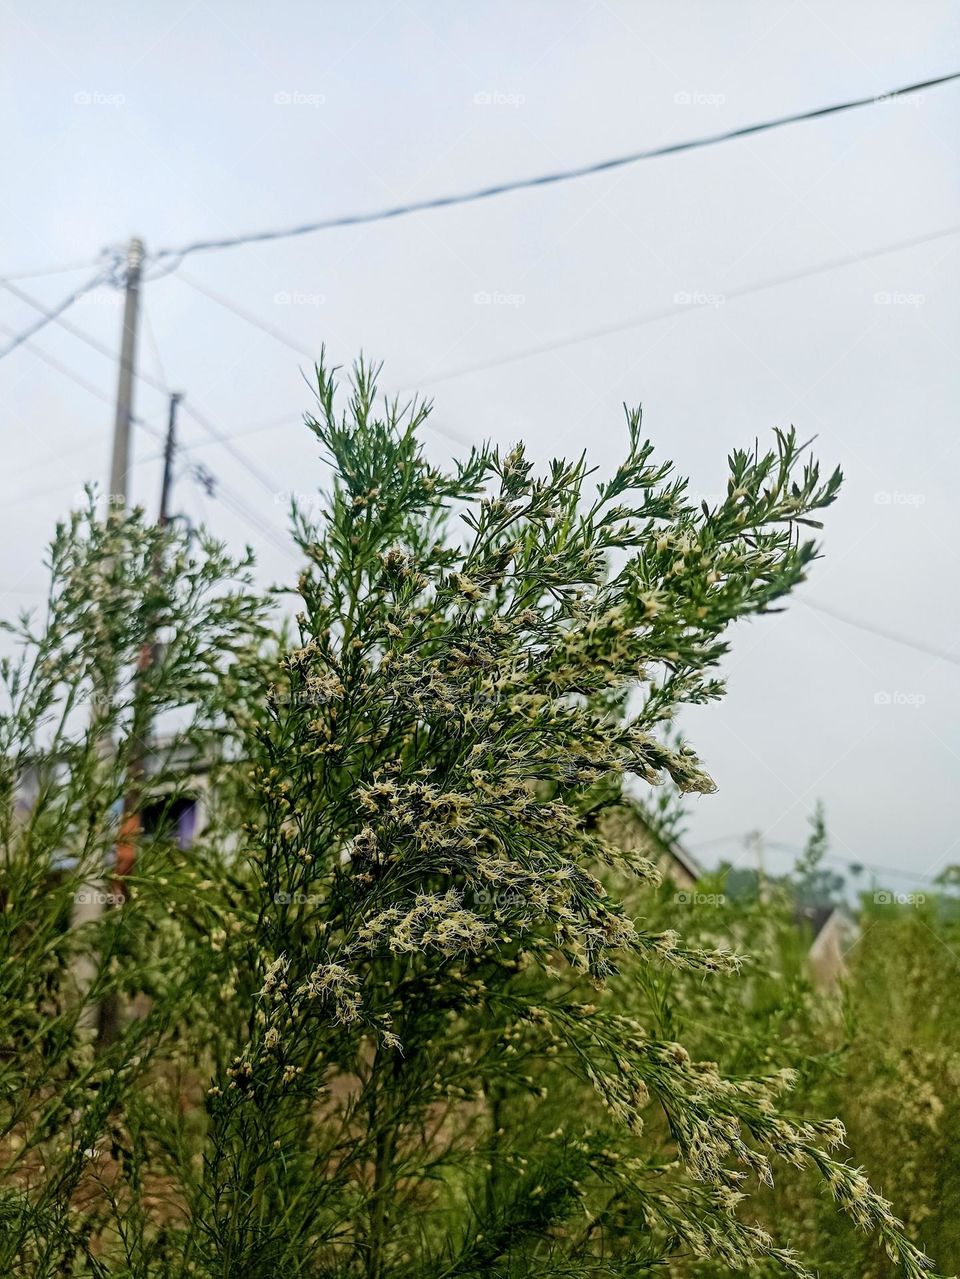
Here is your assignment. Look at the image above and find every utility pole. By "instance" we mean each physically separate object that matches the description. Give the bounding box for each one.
[158,392,182,526]
[107,237,145,507]
[79,236,145,1038]
[98,390,180,1045]
[114,390,182,884]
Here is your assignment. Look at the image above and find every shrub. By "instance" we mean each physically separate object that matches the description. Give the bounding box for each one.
[0,358,943,1278]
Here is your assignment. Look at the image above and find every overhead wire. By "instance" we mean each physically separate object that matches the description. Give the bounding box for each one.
[162,224,960,461]
[150,70,960,263]
[404,223,960,388]
[173,270,314,357]
[0,309,296,560]
[0,254,106,284]
[801,598,960,666]
[3,70,958,589]
[136,296,297,558]
[0,269,107,363]
[3,279,284,500]
[689,832,950,885]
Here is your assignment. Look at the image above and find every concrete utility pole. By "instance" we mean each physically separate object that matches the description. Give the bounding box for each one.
[99,391,183,1046]
[107,237,145,507]
[82,237,145,1039]
[158,392,181,526]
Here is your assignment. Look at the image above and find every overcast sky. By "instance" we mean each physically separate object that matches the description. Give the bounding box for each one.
[2,1,958,889]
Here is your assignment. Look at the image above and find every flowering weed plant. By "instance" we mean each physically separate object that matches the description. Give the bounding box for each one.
[0,358,945,1279]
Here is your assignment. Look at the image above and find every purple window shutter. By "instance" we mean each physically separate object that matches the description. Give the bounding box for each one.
[177,801,198,850]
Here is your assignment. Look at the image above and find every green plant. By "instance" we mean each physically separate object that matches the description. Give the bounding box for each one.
[0,358,946,1278]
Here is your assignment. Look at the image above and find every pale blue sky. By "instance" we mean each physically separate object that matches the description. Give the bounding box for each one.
[2,0,958,887]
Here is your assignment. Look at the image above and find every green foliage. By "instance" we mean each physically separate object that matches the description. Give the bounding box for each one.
[791,804,845,908]
[0,359,947,1278]
[785,895,960,1277]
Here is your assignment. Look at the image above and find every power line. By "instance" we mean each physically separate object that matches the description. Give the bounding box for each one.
[1,281,295,566]
[141,299,171,391]
[134,297,297,558]
[0,318,120,417]
[150,70,960,263]
[211,478,300,561]
[6,173,956,490]
[765,839,946,884]
[0,315,291,560]
[135,413,302,464]
[18,306,948,651]
[167,271,478,452]
[802,597,960,667]
[159,222,960,463]
[1,277,169,396]
[0,315,295,530]
[178,398,282,496]
[0,255,105,284]
[404,222,960,388]
[4,279,283,498]
[173,270,314,357]
[0,270,107,363]
[0,319,168,509]
[690,832,950,885]
[0,314,167,498]
[168,224,960,414]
